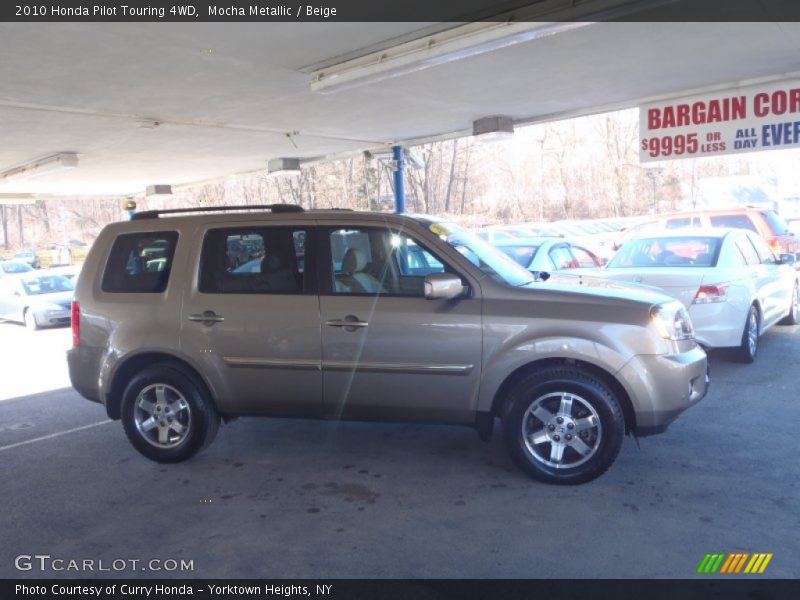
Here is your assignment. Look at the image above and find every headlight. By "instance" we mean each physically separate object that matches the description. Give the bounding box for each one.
[651,302,695,341]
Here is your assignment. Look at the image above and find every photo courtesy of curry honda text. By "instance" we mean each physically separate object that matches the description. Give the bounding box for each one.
[68,205,709,484]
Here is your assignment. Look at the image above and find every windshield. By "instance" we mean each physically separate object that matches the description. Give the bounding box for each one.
[428,222,535,286]
[20,275,74,296]
[609,236,721,268]
[1,262,32,274]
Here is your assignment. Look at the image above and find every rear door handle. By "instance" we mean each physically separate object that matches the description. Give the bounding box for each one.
[326,315,369,330]
[188,310,225,324]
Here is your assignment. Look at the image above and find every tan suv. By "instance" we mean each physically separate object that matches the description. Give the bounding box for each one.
[67,205,709,484]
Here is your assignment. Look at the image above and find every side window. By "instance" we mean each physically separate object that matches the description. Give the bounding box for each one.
[709,214,759,233]
[102,232,178,293]
[549,245,574,270]
[199,227,307,294]
[665,217,692,229]
[569,245,599,268]
[735,238,760,266]
[329,228,448,296]
[748,234,777,265]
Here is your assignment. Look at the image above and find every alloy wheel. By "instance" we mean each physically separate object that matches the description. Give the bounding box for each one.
[134,383,192,448]
[521,392,602,469]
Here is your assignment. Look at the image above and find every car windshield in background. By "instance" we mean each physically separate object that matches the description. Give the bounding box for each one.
[20,275,74,295]
[497,245,541,268]
[1,262,32,274]
[609,236,721,268]
[428,222,535,287]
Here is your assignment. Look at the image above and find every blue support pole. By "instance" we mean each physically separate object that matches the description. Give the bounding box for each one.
[392,145,406,214]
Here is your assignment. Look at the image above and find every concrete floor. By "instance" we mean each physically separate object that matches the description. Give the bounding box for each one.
[1,320,798,579]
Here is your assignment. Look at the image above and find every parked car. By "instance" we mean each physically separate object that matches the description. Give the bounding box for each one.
[12,251,40,269]
[494,238,604,276]
[471,226,520,245]
[0,273,74,329]
[618,208,798,258]
[0,261,34,278]
[68,205,708,484]
[590,229,798,362]
[47,264,82,282]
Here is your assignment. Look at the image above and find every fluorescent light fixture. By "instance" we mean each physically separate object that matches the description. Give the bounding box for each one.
[310,21,592,94]
[268,158,302,176]
[367,148,425,169]
[405,151,425,169]
[473,115,515,142]
[0,153,79,184]
[145,184,173,196]
[309,0,678,94]
[0,193,37,205]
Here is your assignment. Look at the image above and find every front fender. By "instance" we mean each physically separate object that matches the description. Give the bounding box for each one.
[476,335,632,413]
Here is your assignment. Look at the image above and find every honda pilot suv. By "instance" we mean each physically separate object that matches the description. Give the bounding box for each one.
[68,205,709,484]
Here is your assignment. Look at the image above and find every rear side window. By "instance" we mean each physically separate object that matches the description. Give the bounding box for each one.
[761,210,791,235]
[548,245,574,270]
[102,232,178,293]
[665,217,700,229]
[735,237,760,265]
[709,214,758,232]
[199,227,307,294]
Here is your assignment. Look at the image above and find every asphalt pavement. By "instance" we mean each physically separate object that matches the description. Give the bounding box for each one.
[0,320,798,578]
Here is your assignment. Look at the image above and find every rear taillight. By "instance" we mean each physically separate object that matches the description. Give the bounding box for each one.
[766,237,783,254]
[71,300,80,346]
[693,283,729,304]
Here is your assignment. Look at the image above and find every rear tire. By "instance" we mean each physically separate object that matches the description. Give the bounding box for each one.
[779,282,799,325]
[734,305,760,363]
[121,364,220,463]
[501,366,625,485]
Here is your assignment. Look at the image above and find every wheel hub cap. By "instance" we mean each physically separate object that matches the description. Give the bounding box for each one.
[522,392,602,470]
[134,383,191,449]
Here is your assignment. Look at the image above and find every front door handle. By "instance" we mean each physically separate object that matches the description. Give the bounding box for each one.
[326,315,369,331]
[188,310,225,325]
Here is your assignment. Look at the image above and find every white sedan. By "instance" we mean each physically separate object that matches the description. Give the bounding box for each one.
[591,228,799,362]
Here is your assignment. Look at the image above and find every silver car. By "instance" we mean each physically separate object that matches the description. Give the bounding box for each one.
[67,206,709,484]
[0,273,74,329]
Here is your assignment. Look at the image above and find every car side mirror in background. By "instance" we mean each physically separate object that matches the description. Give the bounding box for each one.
[778,253,796,265]
[424,273,465,300]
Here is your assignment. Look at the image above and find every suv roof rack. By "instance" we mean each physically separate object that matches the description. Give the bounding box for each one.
[131,204,304,220]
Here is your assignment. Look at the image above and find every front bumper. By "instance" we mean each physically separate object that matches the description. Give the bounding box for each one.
[618,344,709,435]
[33,308,71,327]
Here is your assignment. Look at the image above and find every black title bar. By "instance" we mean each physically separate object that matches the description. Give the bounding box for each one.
[2,0,800,22]
[4,579,800,600]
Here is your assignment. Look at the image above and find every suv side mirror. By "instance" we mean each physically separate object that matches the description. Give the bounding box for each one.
[424,273,465,300]
[778,253,796,265]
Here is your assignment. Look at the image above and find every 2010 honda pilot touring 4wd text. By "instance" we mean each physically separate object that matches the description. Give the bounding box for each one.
[68,205,709,484]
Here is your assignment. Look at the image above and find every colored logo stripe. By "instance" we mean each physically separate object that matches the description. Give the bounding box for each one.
[698,552,773,574]
[697,553,725,574]
[744,553,773,574]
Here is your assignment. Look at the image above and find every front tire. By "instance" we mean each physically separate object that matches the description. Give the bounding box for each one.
[502,366,625,485]
[121,364,220,462]
[734,304,760,363]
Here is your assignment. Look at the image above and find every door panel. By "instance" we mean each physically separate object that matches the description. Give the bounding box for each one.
[180,222,322,415]
[320,226,482,423]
